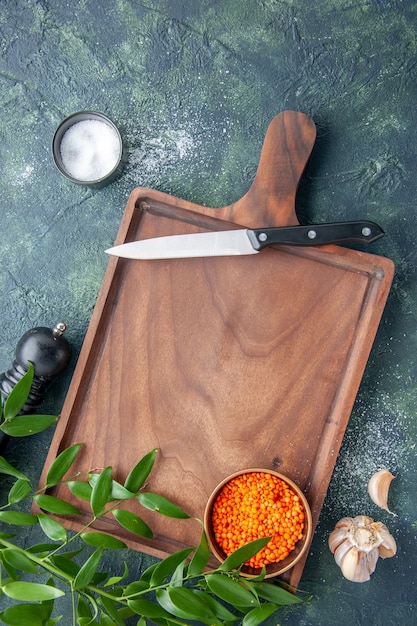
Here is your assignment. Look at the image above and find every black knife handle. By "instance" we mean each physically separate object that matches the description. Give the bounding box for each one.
[247,221,384,249]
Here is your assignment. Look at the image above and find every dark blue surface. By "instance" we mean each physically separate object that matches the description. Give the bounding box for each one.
[0,1,416,624]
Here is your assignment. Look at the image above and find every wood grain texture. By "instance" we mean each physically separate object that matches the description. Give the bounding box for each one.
[36,111,394,588]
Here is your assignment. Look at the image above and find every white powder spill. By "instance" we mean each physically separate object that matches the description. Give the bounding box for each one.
[60,120,120,181]
[323,389,415,521]
[121,104,236,201]
[127,128,196,180]
[11,164,34,186]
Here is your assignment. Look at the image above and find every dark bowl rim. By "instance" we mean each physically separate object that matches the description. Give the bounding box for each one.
[51,110,123,185]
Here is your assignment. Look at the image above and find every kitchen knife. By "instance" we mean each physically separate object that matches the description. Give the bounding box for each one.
[105,220,384,260]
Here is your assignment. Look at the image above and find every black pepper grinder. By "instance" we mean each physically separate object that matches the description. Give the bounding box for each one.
[0,323,71,453]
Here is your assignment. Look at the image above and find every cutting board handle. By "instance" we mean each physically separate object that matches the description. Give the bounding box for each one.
[224,111,316,228]
[118,111,317,242]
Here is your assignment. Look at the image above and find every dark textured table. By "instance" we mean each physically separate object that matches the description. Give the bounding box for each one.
[0,1,416,624]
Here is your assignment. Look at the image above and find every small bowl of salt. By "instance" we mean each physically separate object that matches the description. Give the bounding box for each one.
[52,111,124,187]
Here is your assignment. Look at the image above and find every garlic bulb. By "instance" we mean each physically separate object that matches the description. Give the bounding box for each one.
[368,469,395,514]
[328,515,396,582]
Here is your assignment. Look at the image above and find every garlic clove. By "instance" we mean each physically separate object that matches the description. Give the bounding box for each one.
[328,527,350,553]
[364,546,379,577]
[333,538,354,568]
[339,546,361,581]
[340,546,371,582]
[379,541,397,559]
[367,469,395,514]
[334,517,354,529]
[375,522,397,558]
[339,545,380,583]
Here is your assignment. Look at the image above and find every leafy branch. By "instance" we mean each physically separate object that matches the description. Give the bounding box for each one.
[0,369,309,625]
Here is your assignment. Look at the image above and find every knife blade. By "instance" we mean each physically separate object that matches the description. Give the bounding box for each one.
[105,220,384,260]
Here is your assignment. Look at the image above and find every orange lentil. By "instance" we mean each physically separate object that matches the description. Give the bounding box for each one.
[211,472,305,569]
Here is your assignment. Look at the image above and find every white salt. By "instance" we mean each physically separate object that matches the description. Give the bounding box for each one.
[60,119,120,182]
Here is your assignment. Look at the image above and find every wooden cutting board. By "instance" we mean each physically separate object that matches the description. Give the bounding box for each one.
[37,111,394,588]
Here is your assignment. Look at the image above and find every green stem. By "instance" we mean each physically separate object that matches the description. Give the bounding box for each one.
[71,587,76,626]
[41,471,86,493]
[0,537,73,584]
[36,490,135,562]
[88,568,213,603]
[0,536,133,612]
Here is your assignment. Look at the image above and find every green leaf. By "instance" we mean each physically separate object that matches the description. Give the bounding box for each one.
[0,414,58,437]
[156,589,195,620]
[123,580,150,598]
[1,548,39,574]
[7,478,32,504]
[3,364,34,420]
[92,571,109,585]
[169,558,186,588]
[105,561,129,586]
[250,581,303,605]
[34,494,81,515]
[193,590,239,622]
[58,547,85,559]
[98,595,125,623]
[187,530,210,577]
[167,587,220,624]
[127,597,172,619]
[88,474,135,501]
[98,614,118,626]
[220,537,272,571]
[150,548,194,587]
[124,448,158,493]
[109,481,136,501]
[50,554,80,577]
[117,607,136,620]
[81,532,127,550]
[243,567,267,582]
[90,467,113,517]
[77,594,93,618]
[139,562,158,583]
[206,573,259,609]
[0,456,29,480]
[2,580,65,601]
[242,603,279,626]
[112,509,153,538]
[38,513,67,542]
[73,547,103,590]
[0,558,18,580]
[27,543,63,554]
[68,480,93,501]
[137,492,190,518]
[0,511,37,525]
[46,443,82,487]
[0,602,53,626]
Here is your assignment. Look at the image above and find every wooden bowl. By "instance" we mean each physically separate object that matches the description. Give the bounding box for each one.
[204,468,312,578]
